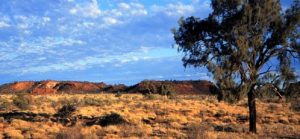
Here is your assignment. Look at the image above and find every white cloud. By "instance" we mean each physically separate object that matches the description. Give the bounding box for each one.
[69,0,101,18]
[0,0,212,84]
[14,15,27,20]
[0,16,10,28]
[1,37,85,57]
[59,38,85,46]
[140,46,152,53]
[0,21,10,28]
[119,3,130,10]
[39,57,47,60]
[109,9,123,16]
[42,17,51,22]
[89,0,101,16]
[130,2,144,9]
[151,3,195,17]
[129,2,147,16]
[61,2,150,31]
[17,23,29,29]
[103,2,147,19]
[82,22,95,28]
[13,15,52,30]
[103,17,118,25]
[69,8,78,14]
[4,47,178,74]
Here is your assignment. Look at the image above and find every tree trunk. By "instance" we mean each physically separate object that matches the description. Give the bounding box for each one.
[248,86,257,133]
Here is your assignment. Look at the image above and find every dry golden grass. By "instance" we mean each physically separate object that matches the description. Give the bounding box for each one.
[0,94,299,138]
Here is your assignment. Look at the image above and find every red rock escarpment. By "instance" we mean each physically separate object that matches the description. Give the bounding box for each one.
[0,80,215,95]
[0,80,107,94]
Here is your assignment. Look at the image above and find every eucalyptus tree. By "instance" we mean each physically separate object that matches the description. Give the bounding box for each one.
[173,0,299,133]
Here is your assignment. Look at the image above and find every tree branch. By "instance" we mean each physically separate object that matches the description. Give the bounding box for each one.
[257,66,273,76]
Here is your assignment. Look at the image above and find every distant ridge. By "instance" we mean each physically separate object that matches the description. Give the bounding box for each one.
[0,80,215,95]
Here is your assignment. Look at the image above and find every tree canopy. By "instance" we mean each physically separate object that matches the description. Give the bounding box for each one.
[173,0,300,133]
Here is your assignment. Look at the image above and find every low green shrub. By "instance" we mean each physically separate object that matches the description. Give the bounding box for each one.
[82,97,102,106]
[159,84,176,99]
[34,96,52,106]
[12,93,33,110]
[99,113,126,126]
[57,97,80,106]
[143,94,157,100]
[0,97,12,111]
[115,92,122,98]
[285,82,300,101]
[56,104,77,118]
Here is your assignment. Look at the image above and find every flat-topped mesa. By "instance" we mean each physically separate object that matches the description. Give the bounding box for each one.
[0,80,108,94]
[127,80,215,95]
[0,80,216,95]
[55,81,107,94]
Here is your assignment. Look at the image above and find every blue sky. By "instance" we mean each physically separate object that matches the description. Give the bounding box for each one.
[0,0,297,85]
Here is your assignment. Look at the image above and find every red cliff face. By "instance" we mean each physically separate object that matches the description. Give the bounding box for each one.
[173,80,213,95]
[0,80,108,94]
[11,81,35,92]
[0,80,215,95]
[0,81,35,93]
[31,81,59,94]
[55,82,107,93]
[127,80,215,95]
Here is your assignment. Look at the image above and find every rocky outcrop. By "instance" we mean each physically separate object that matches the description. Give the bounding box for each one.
[31,80,59,94]
[0,80,107,94]
[103,84,127,93]
[0,80,216,95]
[126,80,215,95]
[54,82,106,94]
[0,81,35,93]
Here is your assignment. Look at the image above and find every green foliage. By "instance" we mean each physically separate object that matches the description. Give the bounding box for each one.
[81,96,115,107]
[285,82,300,101]
[159,84,176,99]
[219,91,240,104]
[173,0,300,102]
[141,80,158,94]
[143,93,158,100]
[34,96,52,106]
[56,104,77,118]
[256,85,280,100]
[12,93,33,110]
[58,96,80,106]
[115,91,122,98]
[173,0,300,132]
[98,113,126,126]
[0,97,12,111]
[82,97,103,106]
[140,80,177,99]
[214,84,249,103]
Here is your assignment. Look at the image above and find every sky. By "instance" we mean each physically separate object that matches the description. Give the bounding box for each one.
[0,0,297,85]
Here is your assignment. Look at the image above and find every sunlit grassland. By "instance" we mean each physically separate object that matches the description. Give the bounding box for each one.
[0,93,299,138]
